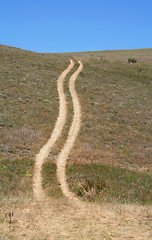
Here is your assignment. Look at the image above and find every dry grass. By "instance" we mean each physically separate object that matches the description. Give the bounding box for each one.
[0,45,69,160]
[0,197,151,239]
[63,48,152,62]
[69,57,152,172]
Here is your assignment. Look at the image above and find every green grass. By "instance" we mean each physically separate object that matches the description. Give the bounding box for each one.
[1,157,151,205]
[42,163,62,198]
[0,158,34,200]
[42,162,152,205]
[66,164,152,205]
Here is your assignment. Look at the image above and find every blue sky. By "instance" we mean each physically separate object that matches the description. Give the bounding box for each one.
[0,0,152,53]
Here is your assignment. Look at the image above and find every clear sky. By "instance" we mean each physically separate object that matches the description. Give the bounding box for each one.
[0,0,152,53]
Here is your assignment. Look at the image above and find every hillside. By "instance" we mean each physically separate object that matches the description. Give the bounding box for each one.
[0,45,152,239]
[64,48,152,62]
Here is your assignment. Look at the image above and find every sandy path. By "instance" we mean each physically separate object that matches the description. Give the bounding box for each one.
[33,60,74,201]
[56,60,83,203]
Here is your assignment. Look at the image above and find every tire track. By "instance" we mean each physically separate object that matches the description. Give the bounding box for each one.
[33,60,74,201]
[56,61,83,204]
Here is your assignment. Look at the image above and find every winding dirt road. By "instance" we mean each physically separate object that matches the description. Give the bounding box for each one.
[57,61,83,203]
[33,60,83,202]
[33,60,74,201]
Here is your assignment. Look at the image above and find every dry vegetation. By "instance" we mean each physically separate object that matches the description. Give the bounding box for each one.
[71,55,152,170]
[0,45,152,239]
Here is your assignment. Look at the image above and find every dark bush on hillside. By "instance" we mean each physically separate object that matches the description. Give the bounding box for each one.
[128,58,137,63]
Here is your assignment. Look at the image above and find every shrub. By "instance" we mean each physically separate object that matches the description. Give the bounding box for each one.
[77,179,106,201]
[128,58,137,63]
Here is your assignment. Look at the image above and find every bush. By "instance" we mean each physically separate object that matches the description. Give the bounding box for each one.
[128,58,137,63]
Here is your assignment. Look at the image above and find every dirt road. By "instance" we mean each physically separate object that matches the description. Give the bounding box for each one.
[33,60,83,202]
[56,60,83,203]
[33,60,75,201]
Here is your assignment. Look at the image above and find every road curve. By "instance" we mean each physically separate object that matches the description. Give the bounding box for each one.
[56,61,83,203]
[33,60,74,201]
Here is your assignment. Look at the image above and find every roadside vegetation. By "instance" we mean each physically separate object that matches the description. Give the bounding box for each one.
[0,45,152,206]
[42,162,152,205]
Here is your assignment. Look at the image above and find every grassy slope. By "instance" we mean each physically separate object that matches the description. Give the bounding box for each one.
[0,45,152,205]
[64,48,152,62]
[71,57,152,169]
[0,45,69,201]
[0,45,69,157]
